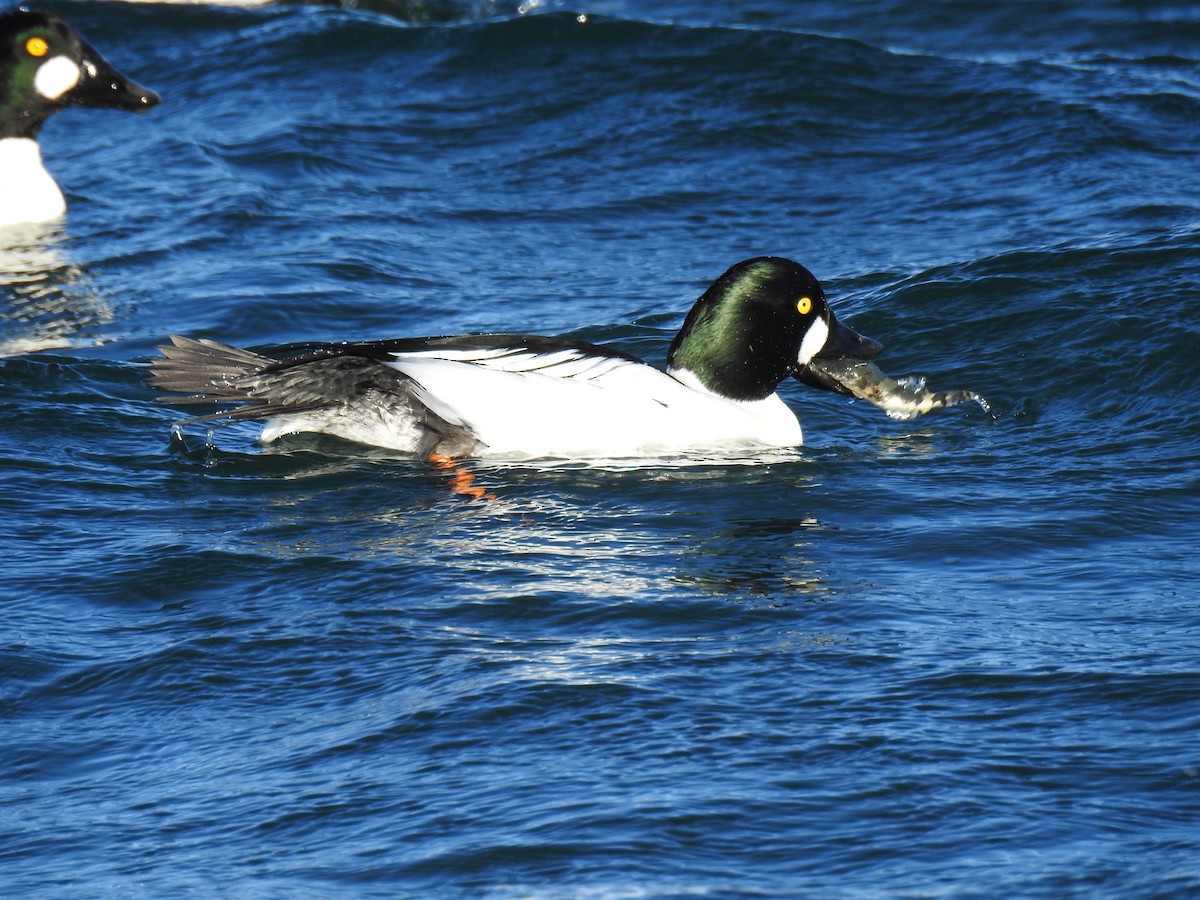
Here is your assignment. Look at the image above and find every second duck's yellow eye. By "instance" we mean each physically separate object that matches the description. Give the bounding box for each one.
[796,296,813,315]
[26,36,49,58]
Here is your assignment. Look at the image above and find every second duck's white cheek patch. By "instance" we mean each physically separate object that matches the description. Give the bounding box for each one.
[798,317,830,364]
[35,56,82,100]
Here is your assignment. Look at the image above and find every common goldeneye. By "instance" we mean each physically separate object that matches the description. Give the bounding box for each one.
[0,9,160,229]
[149,257,883,459]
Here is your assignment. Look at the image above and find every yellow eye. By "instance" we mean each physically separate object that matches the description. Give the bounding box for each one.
[796,296,813,315]
[26,36,49,58]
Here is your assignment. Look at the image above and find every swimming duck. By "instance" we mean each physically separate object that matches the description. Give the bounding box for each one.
[149,257,884,459]
[0,9,160,229]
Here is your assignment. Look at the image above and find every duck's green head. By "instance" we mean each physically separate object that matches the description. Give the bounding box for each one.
[1,10,160,139]
[667,257,882,401]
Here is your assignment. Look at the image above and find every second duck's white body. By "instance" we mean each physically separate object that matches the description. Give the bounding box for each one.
[0,138,65,228]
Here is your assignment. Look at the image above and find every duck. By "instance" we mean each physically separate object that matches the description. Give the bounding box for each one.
[0,9,160,229]
[148,257,884,460]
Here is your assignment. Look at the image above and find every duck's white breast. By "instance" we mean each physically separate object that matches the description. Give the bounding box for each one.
[0,138,66,229]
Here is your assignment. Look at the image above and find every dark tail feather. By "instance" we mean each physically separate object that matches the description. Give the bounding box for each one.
[147,335,484,456]
[147,335,304,424]
[149,336,271,396]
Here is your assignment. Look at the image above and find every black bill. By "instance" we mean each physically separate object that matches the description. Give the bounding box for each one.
[68,41,161,112]
[795,314,882,395]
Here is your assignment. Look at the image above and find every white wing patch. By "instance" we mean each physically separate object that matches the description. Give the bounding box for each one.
[394,346,634,381]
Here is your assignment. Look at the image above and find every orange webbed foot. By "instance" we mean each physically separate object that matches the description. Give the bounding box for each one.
[427,453,495,500]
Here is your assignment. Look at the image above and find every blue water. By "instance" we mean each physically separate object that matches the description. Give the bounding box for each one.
[3,1,1199,895]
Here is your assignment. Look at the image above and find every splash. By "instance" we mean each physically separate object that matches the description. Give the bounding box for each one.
[808,358,990,421]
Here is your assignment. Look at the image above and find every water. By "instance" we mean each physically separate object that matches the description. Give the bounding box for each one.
[2,0,1199,896]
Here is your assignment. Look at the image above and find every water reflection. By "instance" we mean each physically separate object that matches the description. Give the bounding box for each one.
[674,510,831,601]
[206,448,839,606]
[0,225,113,356]
[873,428,941,458]
[164,426,839,605]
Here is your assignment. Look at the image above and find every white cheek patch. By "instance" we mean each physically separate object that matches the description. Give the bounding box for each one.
[797,316,830,365]
[34,56,82,101]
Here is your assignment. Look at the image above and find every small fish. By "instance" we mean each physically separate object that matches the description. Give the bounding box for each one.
[799,358,989,421]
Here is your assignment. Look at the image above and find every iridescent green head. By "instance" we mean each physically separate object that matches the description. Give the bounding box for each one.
[1,10,160,139]
[668,257,881,401]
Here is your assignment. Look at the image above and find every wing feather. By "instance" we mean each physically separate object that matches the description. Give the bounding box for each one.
[146,336,480,455]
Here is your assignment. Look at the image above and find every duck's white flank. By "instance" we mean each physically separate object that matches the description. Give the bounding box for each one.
[0,138,65,228]
[254,352,805,459]
[387,354,803,458]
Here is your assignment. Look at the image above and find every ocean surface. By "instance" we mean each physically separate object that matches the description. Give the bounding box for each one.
[3,0,1199,895]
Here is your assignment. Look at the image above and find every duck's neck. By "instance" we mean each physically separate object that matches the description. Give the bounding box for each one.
[0,137,66,228]
[667,364,721,397]
[668,364,782,407]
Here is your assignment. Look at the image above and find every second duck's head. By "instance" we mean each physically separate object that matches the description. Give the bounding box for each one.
[0,8,160,140]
